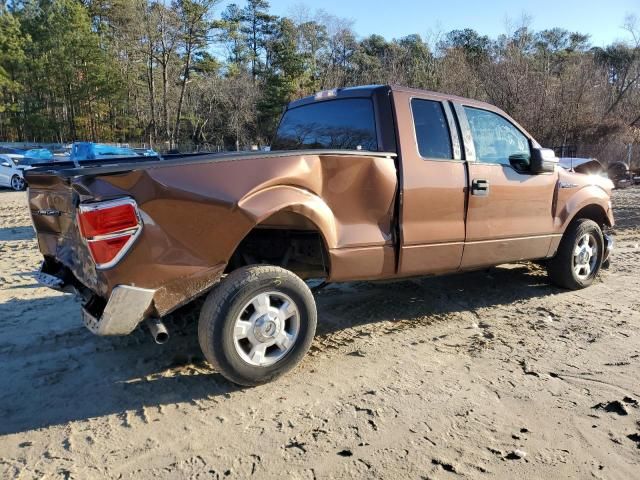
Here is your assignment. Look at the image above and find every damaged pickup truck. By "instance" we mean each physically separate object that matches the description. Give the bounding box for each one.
[27,85,614,386]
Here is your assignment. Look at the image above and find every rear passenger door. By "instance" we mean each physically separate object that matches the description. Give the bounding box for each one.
[456,104,559,268]
[393,91,467,276]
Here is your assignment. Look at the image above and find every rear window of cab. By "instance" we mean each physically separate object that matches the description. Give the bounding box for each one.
[271,98,378,151]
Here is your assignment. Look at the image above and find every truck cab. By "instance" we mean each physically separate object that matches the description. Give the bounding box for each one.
[272,85,613,278]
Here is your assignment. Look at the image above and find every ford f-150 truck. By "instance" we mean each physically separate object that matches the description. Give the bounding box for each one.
[26,85,614,386]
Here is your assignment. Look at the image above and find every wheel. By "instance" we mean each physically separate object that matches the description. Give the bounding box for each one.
[198,265,317,386]
[547,219,604,289]
[11,175,26,191]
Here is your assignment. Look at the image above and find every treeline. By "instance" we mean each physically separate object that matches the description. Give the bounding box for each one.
[1,0,639,157]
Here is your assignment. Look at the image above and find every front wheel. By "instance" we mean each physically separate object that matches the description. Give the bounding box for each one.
[198,265,317,386]
[547,219,604,289]
[11,175,26,191]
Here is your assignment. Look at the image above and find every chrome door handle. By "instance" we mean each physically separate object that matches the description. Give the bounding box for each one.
[471,179,490,196]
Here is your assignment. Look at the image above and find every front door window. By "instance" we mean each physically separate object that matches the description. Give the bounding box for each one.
[463,107,531,171]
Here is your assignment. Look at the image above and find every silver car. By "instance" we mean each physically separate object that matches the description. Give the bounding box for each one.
[0,154,28,191]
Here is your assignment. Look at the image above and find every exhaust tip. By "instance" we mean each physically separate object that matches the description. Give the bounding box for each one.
[146,318,169,345]
[155,331,169,344]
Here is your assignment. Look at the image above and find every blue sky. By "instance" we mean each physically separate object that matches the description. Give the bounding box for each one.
[221,0,639,47]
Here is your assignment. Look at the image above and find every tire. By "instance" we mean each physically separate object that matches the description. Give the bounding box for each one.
[11,175,26,191]
[198,265,317,386]
[547,219,604,290]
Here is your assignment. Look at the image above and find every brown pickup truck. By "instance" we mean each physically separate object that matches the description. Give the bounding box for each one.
[26,85,614,386]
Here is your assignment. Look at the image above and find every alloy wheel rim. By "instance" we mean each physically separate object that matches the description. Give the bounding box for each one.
[572,233,598,280]
[232,291,300,367]
[12,176,25,190]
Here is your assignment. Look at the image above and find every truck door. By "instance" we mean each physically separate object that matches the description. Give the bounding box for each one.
[393,91,467,276]
[454,104,559,268]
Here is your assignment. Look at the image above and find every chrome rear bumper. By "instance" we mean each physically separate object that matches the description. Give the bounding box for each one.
[35,262,156,336]
[81,285,156,336]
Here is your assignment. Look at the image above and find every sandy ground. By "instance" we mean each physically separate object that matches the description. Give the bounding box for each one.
[0,187,639,479]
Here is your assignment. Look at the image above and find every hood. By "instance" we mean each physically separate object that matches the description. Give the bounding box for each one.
[558,168,614,196]
[558,157,604,175]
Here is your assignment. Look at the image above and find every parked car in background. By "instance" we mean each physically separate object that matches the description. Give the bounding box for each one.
[70,142,139,162]
[70,142,159,163]
[0,154,27,190]
[608,161,632,189]
[27,85,615,386]
[0,153,55,190]
[133,147,159,157]
[22,148,54,161]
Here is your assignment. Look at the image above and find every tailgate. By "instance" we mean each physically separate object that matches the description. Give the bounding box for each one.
[27,172,104,296]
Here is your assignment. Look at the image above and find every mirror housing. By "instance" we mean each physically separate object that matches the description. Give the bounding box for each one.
[530,148,558,173]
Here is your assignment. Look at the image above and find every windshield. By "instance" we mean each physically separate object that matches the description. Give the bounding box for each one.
[271,98,378,151]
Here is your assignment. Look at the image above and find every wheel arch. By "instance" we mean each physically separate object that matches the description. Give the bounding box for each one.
[567,203,611,230]
[550,189,613,259]
[558,185,613,233]
[237,185,338,248]
[228,186,337,278]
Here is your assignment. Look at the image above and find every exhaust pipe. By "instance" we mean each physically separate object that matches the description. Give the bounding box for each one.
[146,318,169,344]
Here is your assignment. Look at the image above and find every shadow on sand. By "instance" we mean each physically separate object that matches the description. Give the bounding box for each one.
[0,262,557,436]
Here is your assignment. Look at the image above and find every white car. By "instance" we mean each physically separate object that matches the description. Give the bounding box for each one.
[0,154,29,191]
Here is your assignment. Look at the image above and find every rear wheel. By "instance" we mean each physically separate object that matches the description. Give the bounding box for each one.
[198,265,317,386]
[11,175,25,191]
[547,219,604,289]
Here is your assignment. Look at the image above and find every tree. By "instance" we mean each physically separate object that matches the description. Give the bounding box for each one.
[297,20,328,91]
[1,0,639,169]
[0,8,29,138]
[259,17,305,135]
[440,28,491,65]
[214,3,249,73]
[240,0,275,81]
[14,0,124,141]
[172,0,219,148]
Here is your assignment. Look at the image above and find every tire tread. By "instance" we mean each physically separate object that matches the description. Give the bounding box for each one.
[198,265,316,386]
[547,218,603,290]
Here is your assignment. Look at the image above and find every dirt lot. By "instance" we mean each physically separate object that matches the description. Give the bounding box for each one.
[1,187,639,479]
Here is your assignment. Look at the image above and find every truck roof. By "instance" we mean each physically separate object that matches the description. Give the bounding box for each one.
[286,84,497,111]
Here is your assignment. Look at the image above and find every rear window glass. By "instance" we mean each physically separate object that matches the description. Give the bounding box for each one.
[411,99,452,159]
[271,98,378,151]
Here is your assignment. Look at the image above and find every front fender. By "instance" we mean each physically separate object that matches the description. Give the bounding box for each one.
[238,185,338,249]
[555,185,613,232]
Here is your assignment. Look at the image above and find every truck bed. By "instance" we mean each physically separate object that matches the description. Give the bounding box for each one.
[26,148,400,322]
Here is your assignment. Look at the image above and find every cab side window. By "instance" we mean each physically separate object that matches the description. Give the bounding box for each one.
[463,106,531,170]
[411,99,453,159]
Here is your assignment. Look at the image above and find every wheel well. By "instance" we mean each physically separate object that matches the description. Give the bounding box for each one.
[226,212,330,280]
[570,204,610,230]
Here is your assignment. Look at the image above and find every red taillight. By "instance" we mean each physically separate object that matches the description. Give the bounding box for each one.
[78,203,138,238]
[78,198,142,269]
[87,235,133,265]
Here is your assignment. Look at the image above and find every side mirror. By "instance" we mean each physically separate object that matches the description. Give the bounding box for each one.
[530,148,558,173]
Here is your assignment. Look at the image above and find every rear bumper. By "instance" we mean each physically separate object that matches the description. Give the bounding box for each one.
[35,262,156,336]
[81,285,156,335]
[35,258,225,336]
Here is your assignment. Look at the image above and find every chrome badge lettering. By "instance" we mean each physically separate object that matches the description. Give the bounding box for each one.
[35,209,62,216]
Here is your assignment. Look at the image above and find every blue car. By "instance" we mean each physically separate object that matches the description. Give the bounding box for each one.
[70,142,158,162]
